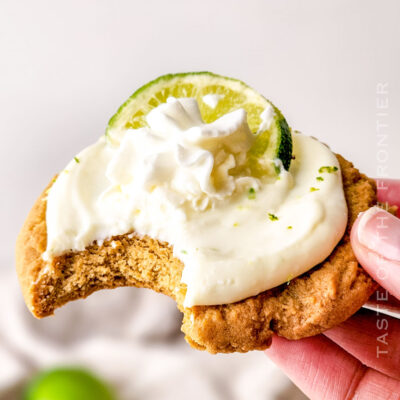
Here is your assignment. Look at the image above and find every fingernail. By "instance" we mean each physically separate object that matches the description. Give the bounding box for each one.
[357,206,400,261]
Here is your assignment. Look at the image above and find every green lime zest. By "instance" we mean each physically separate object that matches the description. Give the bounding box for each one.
[316,176,324,181]
[268,213,279,221]
[319,166,338,173]
[248,187,256,199]
[287,225,293,230]
[74,156,80,163]
[310,187,320,192]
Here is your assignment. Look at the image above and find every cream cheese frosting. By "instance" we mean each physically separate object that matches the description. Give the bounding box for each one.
[44,97,348,307]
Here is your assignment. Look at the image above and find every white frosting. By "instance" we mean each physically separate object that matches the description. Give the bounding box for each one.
[45,97,348,307]
[258,104,275,133]
[202,94,224,109]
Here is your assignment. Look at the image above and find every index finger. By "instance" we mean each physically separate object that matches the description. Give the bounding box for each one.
[265,335,400,399]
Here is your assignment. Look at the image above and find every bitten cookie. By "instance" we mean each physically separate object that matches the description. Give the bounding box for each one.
[16,154,378,353]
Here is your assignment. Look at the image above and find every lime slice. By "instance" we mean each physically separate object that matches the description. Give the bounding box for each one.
[107,71,292,175]
[23,367,115,400]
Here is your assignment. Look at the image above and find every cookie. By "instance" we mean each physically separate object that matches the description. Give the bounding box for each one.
[16,154,377,353]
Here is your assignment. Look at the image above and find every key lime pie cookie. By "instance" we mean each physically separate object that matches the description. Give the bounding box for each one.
[16,72,377,353]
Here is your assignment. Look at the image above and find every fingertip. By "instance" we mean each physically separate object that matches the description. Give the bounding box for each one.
[350,208,400,300]
[350,211,364,254]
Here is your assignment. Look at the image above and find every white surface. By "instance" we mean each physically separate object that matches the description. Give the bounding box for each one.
[0,1,399,399]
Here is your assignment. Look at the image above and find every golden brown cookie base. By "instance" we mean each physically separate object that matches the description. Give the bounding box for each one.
[16,154,378,353]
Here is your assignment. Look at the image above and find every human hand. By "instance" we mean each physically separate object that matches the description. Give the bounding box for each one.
[265,178,400,399]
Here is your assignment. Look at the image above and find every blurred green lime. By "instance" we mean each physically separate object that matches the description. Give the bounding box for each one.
[23,367,116,400]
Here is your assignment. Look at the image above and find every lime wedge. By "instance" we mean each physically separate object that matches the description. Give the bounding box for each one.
[107,72,292,175]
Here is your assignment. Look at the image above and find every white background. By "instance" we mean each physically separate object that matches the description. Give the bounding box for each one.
[0,1,399,399]
[1,0,399,270]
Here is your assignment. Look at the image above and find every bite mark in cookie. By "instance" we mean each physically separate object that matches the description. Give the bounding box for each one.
[16,154,377,353]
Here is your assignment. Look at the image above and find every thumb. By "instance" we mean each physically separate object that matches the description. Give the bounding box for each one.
[351,206,400,300]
